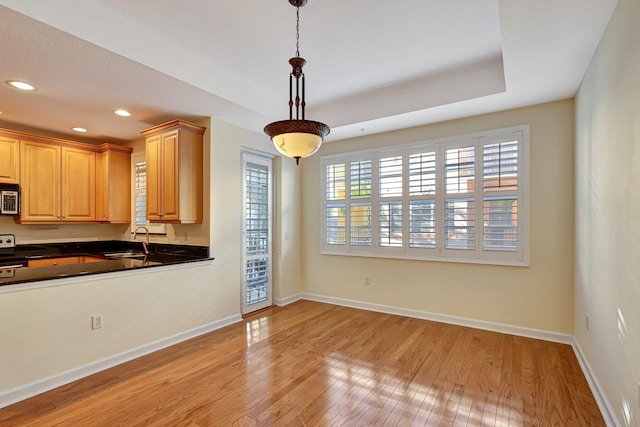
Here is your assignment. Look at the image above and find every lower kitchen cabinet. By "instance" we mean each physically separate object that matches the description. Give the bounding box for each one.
[28,257,80,268]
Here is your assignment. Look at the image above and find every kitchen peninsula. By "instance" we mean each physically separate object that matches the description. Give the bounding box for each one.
[0,240,212,287]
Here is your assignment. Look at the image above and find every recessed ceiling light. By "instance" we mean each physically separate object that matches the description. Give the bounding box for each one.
[72,127,88,133]
[6,80,35,91]
[114,109,131,117]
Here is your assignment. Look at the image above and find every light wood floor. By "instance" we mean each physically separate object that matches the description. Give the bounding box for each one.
[0,300,604,426]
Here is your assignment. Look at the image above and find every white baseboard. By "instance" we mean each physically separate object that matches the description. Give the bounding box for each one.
[572,339,620,427]
[300,292,573,344]
[0,313,242,409]
[275,293,304,307]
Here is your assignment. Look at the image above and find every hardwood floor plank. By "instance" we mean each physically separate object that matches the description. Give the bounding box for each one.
[0,301,605,426]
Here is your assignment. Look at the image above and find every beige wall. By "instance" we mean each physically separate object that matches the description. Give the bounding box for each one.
[301,99,575,333]
[0,118,303,395]
[575,0,640,425]
[207,118,303,304]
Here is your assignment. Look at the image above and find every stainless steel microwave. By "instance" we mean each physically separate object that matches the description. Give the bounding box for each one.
[0,184,19,215]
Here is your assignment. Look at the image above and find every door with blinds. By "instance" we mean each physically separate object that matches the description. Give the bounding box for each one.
[241,153,273,314]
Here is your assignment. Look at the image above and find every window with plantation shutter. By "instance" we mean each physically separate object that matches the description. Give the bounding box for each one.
[443,144,476,256]
[350,160,372,199]
[408,150,436,250]
[134,160,147,227]
[379,201,402,247]
[351,203,372,246]
[325,163,346,246]
[321,125,528,266]
[131,154,166,234]
[349,159,372,250]
[378,154,403,249]
[379,155,403,197]
[482,138,520,252]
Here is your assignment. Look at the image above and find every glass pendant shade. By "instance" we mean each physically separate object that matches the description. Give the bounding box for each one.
[265,119,329,164]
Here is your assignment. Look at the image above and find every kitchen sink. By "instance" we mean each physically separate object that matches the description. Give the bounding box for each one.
[103,251,147,259]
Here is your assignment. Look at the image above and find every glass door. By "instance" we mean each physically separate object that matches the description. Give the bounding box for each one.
[241,153,273,314]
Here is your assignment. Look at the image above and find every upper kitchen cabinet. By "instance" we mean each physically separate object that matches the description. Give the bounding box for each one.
[62,146,96,221]
[142,120,205,224]
[0,133,20,184]
[20,139,61,222]
[96,144,133,223]
[20,139,95,223]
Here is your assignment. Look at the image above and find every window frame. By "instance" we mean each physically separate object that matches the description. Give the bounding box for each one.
[320,125,530,266]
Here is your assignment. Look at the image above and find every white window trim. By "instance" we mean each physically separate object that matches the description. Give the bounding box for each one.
[320,125,530,267]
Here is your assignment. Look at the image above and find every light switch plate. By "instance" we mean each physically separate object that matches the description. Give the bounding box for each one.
[0,234,16,249]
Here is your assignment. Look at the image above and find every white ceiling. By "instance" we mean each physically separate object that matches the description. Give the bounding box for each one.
[0,0,618,144]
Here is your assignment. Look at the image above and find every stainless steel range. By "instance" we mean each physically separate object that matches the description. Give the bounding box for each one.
[0,234,24,278]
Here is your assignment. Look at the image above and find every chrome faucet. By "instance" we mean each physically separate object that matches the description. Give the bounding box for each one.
[133,226,150,255]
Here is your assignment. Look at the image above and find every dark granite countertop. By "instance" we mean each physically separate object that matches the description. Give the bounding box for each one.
[0,241,212,287]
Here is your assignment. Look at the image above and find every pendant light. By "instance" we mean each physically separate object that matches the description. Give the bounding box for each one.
[264,0,330,165]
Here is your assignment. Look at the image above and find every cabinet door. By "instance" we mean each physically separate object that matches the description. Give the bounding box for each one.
[160,130,180,221]
[95,151,109,221]
[146,134,162,221]
[0,135,19,184]
[62,147,95,221]
[20,140,61,221]
[106,150,131,222]
[96,150,132,223]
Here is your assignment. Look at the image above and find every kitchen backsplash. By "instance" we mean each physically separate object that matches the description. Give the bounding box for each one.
[0,216,209,246]
[0,216,128,244]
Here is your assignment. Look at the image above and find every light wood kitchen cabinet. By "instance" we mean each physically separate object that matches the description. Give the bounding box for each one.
[96,144,133,223]
[80,256,107,263]
[20,139,95,222]
[2,126,133,225]
[28,255,106,268]
[62,146,96,221]
[0,134,19,184]
[28,256,80,268]
[142,120,205,224]
[20,140,62,222]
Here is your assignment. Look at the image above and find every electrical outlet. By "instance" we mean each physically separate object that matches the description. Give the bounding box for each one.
[586,315,590,331]
[0,234,16,249]
[92,314,103,330]
[364,276,371,286]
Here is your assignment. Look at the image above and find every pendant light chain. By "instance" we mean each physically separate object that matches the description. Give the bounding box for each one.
[295,6,300,57]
